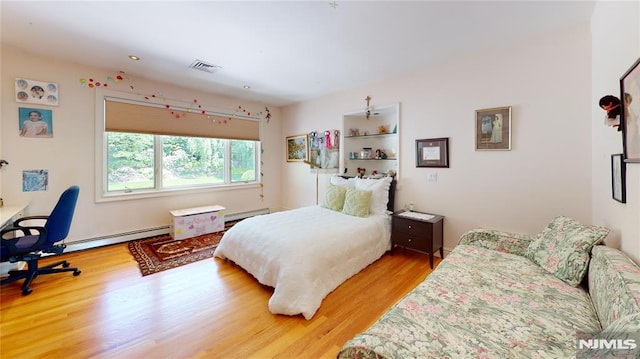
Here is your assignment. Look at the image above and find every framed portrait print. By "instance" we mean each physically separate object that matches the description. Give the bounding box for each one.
[620,57,640,163]
[475,106,512,151]
[286,134,309,162]
[611,154,626,203]
[416,137,449,168]
[18,107,53,138]
[15,78,59,106]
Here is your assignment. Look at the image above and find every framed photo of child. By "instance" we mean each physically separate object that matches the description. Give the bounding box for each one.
[18,107,53,138]
[15,78,59,106]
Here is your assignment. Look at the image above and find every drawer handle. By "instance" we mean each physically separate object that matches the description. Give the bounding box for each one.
[408,225,412,229]
[408,238,412,242]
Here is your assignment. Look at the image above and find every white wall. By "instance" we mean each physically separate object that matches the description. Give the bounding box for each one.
[282,22,594,253]
[0,44,283,244]
[591,0,640,262]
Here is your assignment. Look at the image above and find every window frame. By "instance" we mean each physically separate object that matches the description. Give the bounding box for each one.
[95,88,261,203]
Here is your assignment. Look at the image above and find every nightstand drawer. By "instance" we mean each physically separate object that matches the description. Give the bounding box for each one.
[393,216,429,235]
[392,231,429,252]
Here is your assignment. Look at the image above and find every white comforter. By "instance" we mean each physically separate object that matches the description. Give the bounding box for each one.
[213,205,392,320]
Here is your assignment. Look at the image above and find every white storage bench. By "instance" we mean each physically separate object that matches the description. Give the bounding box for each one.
[169,205,225,240]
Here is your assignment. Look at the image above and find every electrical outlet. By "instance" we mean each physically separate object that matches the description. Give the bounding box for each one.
[427,172,438,182]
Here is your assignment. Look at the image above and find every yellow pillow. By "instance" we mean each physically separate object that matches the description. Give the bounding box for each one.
[342,188,372,217]
[321,183,347,211]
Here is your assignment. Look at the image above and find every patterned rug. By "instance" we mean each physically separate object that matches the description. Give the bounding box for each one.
[128,220,240,276]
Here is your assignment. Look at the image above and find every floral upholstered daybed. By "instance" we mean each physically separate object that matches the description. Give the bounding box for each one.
[338,216,640,359]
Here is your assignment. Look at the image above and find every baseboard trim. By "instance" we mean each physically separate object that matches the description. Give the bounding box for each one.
[65,208,270,252]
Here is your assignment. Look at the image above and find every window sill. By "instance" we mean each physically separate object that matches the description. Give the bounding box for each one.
[95,182,260,203]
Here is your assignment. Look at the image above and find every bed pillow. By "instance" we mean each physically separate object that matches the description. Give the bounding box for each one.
[342,188,372,218]
[354,177,392,215]
[525,216,610,287]
[321,183,347,212]
[330,175,356,189]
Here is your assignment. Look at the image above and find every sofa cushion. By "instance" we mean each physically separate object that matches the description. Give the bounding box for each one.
[525,216,609,287]
[589,245,640,329]
[339,244,601,358]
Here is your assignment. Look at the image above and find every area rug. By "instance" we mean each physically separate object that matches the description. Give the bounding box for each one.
[128,220,241,276]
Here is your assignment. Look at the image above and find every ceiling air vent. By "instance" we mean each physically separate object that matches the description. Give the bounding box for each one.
[189,60,222,74]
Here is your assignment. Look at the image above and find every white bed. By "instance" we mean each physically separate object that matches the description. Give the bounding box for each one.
[213,176,394,320]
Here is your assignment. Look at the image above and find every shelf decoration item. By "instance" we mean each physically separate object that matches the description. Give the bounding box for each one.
[475,106,512,151]
[599,95,622,130]
[611,154,626,203]
[286,134,309,162]
[620,57,640,163]
[416,138,449,168]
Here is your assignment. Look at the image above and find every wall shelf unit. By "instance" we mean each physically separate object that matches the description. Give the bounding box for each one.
[341,103,400,178]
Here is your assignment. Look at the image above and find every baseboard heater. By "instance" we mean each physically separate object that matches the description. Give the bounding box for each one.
[65,208,270,253]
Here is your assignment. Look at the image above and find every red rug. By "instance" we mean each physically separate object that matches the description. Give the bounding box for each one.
[128,220,239,276]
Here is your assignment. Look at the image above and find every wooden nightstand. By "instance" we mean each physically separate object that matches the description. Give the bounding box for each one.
[391,210,444,268]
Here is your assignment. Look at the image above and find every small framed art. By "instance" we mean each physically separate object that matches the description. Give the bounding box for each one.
[15,78,59,106]
[475,106,512,151]
[18,107,53,138]
[620,57,640,163]
[416,137,449,168]
[611,154,626,203]
[286,134,309,162]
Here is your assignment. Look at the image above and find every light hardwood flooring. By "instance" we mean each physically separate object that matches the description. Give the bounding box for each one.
[0,243,439,359]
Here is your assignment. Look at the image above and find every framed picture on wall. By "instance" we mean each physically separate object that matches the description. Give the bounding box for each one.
[475,106,512,151]
[286,134,309,162]
[620,57,640,163]
[416,137,449,168]
[15,78,59,106]
[18,107,53,138]
[611,154,626,203]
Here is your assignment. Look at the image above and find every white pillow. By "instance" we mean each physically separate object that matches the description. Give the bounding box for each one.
[354,177,392,215]
[330,175,356,189]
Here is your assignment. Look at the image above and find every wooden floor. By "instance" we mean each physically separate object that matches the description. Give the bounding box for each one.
[0,243,439,359]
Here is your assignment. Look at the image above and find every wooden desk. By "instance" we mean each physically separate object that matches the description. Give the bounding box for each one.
[1,204,28,229]
[1,203,28,276]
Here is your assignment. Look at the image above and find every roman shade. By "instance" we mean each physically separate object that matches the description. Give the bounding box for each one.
[104,98,260,141]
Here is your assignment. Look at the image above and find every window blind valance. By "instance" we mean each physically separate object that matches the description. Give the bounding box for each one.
[105,98,260,141]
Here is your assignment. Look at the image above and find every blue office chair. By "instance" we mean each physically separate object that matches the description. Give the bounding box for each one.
[1,185,80,295]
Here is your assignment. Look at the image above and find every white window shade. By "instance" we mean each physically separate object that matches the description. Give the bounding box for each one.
[105,98,260,141]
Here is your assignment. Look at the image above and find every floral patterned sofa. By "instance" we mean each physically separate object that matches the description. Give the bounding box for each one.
[338,216,640,359]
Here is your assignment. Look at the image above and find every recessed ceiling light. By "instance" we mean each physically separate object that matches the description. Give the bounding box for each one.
[129,55,140,61]
[243,85,251,90]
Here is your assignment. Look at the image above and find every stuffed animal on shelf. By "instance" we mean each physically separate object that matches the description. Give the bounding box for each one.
[599,95,622,131]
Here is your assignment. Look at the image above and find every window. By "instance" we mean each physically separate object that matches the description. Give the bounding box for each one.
[96,90,260,200]
[106,133,257,192]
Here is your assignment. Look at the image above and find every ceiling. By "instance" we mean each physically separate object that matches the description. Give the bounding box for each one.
[1,1,595,107]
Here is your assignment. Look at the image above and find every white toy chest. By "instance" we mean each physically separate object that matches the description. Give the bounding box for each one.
[169,205,225,240]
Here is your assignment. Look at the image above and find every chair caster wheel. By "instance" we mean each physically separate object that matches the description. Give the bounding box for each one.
[73,270,81,276]
[22,288,32,296]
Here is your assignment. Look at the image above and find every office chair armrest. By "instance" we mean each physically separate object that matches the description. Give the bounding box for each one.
[13,216,49,234]
[1,225,48,254]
